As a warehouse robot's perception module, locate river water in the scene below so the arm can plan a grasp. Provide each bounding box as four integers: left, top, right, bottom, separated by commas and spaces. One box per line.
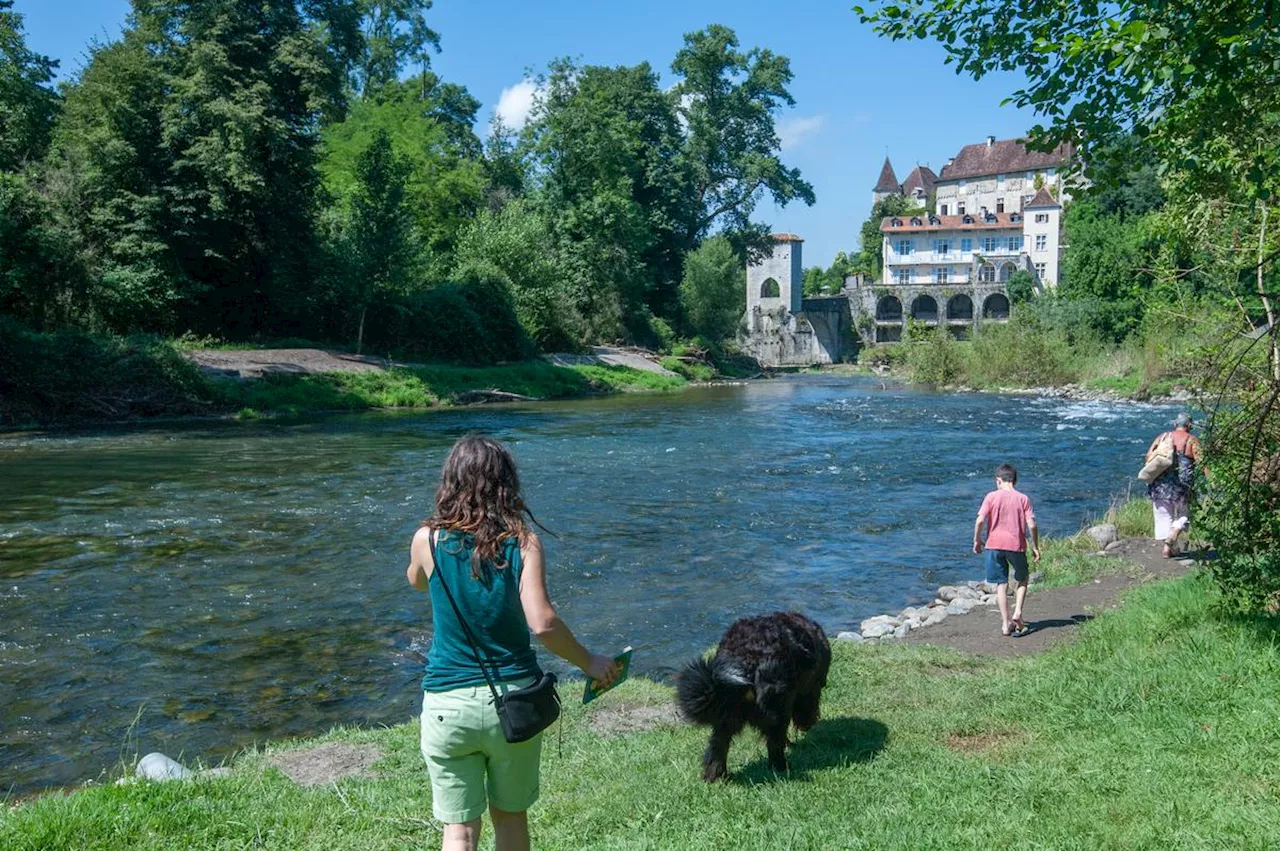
0, 376, 1177, 792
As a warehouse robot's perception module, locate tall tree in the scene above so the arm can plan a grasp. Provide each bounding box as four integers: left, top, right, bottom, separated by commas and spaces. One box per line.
672, 24, 815, 260
355, 0, 439, 99
0, 0, 58, 171
343, 128, 416, 352
855, 194, 922, 280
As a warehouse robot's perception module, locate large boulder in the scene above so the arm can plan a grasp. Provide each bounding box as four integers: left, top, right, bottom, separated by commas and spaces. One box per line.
835, 631, 864, 643
937, 585, 982, 602
1086, 524, 1118, 548
860, 615, 900, 639
137, 753, 193, 781
946, 597, 981, 615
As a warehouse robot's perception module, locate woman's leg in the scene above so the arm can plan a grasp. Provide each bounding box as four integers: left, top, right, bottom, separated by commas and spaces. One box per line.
442, 819, 482, 851
490, 806, 531, 851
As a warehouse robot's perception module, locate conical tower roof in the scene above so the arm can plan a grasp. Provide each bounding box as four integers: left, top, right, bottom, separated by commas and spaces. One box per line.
874, 157, 900, 193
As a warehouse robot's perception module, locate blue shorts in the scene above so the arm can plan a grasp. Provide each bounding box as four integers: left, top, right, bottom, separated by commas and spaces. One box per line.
985, 549, 1029, 585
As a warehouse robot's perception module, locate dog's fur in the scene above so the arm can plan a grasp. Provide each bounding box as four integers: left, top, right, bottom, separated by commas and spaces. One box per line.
675, 611, 830, 782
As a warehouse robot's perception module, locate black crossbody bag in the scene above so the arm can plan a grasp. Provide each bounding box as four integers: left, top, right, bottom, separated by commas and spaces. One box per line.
431, 531, 560, 743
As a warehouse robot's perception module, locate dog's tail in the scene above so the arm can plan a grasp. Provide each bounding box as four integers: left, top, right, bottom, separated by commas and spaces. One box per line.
675, 655, 752, 726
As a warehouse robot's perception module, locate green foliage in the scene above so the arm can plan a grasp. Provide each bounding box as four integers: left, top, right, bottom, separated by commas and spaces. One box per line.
1060, 201, 1159, 340
354, 0, 440, 99
968, 316, 1079, 387
1005, 269, 1036, 305
320, 79, 485, 258
660, 356, 716, 382
451, 199, 581, 351
859, 342, 907, 369
0, 0, 58, 170
339, 128, 418, 351
803, 250, 857, 296
906, 327, 965, 387
0, 172, 82, 329
677, 236, 744, 342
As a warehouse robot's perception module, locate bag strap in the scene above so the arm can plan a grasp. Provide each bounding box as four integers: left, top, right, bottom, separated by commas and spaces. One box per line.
431, 529, 505, 709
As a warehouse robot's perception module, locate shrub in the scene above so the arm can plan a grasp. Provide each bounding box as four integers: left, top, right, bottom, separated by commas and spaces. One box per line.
968, 317, 1079, 387
907, 332, 966, 387
678, 237, 745, 343
860, 343, 907, 369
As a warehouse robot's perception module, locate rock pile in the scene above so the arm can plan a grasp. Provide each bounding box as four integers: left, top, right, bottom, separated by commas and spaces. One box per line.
834, 579, 1026, 644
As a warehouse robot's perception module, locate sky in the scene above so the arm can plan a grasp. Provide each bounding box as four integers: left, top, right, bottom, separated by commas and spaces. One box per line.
16, 0, 1042, 267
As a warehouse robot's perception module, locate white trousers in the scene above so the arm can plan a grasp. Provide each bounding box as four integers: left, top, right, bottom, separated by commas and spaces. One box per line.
1153, 497, 1189, 541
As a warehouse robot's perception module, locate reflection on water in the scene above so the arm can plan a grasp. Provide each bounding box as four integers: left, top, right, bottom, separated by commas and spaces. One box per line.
0, 377, 1177, 792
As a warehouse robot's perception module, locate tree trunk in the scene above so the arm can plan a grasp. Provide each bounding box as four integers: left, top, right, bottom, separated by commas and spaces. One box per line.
356, 305, 367, 355
1258, 202, 1279, 381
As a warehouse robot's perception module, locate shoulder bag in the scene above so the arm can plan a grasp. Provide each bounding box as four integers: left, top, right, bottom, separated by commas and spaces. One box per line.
431, 531, 560, 743
1138, 432, 1175, 483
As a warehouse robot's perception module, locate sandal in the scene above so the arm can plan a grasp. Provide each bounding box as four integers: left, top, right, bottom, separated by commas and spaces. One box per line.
1010, 618, 1033, 638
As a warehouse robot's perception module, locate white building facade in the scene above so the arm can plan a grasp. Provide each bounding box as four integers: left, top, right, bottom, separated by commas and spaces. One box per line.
932, 136, 1074, 219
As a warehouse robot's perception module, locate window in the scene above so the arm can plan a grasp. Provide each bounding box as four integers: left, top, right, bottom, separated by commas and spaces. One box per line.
1026, 171, 1034, 181
935, 267, 948, 285
1008, 235, 1023, 252
960, 238, 973, 253
934, 238, 951, 254
895, 268, 911, 285
997, 173, 1005, 186
958, 202, 966, 214
891, 218, 903, 227
940, 204, 949, 215
1035, 262, 1047, 278
1034, 213, 1049, 223
981, 237, 1000, 253
1047, 168, 1056, 177
896, 239, 913, 255
959, 180, 968, 190
1010, 213, 1021, 223
996, 197, 1005, 213
979, 264, 996, 283
910, 217, 922, 226
1035, 234, 1048, 251
760, 278, 780, 298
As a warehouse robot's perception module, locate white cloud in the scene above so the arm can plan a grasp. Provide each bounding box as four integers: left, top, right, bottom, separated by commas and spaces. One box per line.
777, 114, 827, 151
495, 79, 539, 130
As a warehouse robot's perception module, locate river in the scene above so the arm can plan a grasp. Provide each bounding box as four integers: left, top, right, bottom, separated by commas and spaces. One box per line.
0, 376, 1178, 793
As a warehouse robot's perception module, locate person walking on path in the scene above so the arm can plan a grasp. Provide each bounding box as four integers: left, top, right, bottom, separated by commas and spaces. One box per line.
406, 435, 622, 851
973, 463, 1041, 638
1146, 413, 1201, 558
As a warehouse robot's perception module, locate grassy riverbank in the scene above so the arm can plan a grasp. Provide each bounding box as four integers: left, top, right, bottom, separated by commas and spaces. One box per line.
0, 322, 685, 429
7, 509, 1278, 850
4, 569, 1278, 850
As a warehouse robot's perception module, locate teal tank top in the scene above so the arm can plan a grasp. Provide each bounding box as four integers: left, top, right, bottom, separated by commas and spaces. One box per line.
422, 529, 541, 693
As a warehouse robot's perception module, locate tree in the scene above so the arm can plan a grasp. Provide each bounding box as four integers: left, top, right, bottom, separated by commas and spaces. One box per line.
672, 25, 815, 260
0, 0, 58, 171
678, 236, 744, 342
343, 128, 417, 352
803, 250, 858, 296
1005, 269, 1036, 305
321, 80, 485, 261
355, 0, 440, 99
525, 58, 690, 335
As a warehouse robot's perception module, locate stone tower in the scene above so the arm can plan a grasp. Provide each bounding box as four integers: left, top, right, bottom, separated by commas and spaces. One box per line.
746, 233, 803, 316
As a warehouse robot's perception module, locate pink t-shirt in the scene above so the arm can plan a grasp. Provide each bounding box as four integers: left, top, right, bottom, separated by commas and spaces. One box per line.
979, 488, 1034, 552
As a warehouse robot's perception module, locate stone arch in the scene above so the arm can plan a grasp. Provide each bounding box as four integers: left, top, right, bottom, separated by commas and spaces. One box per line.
875, 295, 902, 322
983, 293, 1011, 319
760, 277, 780, 298
911, 294, 939, 323
998, 262, 1015, 282
947, 293, 974, 321
978, 263, 996, 284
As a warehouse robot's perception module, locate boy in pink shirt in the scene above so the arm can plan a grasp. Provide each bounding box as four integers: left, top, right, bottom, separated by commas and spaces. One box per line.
973, 464, 1041, 637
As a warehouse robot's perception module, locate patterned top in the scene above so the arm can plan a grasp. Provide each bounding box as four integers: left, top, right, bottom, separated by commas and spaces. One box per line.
1147, 431, 1198, 502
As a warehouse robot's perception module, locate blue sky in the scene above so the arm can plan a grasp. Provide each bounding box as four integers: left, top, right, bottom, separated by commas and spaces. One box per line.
17, 0, 1039, 267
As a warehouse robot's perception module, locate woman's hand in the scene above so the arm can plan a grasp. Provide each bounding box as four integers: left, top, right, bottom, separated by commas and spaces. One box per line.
584, 653, 622, 687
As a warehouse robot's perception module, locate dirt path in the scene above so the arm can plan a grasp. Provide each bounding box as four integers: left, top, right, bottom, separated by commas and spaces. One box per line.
187, 348, 392, 379
906, 539, 1194, 658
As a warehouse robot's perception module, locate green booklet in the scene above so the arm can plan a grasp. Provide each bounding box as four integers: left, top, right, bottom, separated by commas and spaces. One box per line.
582, 647, 633, 704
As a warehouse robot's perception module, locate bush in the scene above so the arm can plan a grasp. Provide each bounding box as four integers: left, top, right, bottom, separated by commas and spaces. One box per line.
860, 343, 907, 369
678, 237, 745, 343
968, 317, 1079, 387
907, 331, 966, 387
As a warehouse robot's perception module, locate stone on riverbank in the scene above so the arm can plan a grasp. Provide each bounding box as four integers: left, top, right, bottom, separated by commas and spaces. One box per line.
137, 752, 193, 781
860, 615, 901, 639
1086, 524, 1118, 548
946, 597, 981, 615
835, 631, 864, 643
937, 585, 981, 602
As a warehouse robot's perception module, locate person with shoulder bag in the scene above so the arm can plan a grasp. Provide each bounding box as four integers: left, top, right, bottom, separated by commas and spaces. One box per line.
1144, 413, 1201, 558
406, 435, 622, 851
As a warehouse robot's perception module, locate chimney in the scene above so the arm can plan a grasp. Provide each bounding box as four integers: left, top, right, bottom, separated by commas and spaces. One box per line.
986, 135, 995, 147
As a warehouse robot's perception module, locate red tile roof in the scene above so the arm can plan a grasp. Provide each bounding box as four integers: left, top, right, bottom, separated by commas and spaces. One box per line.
880, 213, 1025, 233
1024, 187, 1061, 208
874, 157, 900, 192
771, 232, 804, 242
939, 138, 1074, 181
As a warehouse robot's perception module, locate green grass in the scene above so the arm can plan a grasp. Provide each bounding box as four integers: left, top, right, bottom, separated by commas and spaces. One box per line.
6, 571, 1279, 850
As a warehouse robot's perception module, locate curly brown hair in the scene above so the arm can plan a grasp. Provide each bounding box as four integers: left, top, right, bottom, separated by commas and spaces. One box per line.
425, 435, 534, 577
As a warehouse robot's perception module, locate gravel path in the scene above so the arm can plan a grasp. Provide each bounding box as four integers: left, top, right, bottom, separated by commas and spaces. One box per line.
906, 539, 1194, 658
187, 348, 391, 379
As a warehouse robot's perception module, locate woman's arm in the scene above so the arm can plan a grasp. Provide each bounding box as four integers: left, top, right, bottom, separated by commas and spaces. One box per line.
406, 526, 435, 591
519, 534, 617, 682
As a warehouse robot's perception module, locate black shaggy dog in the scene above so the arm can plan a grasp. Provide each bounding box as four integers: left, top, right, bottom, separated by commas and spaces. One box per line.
676, 611, 830, 782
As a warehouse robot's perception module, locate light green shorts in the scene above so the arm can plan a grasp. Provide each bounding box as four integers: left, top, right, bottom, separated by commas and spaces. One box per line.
419, 679, 543, 824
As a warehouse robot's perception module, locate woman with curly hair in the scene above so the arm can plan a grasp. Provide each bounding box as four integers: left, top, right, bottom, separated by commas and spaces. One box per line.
406, 434, 620, 851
